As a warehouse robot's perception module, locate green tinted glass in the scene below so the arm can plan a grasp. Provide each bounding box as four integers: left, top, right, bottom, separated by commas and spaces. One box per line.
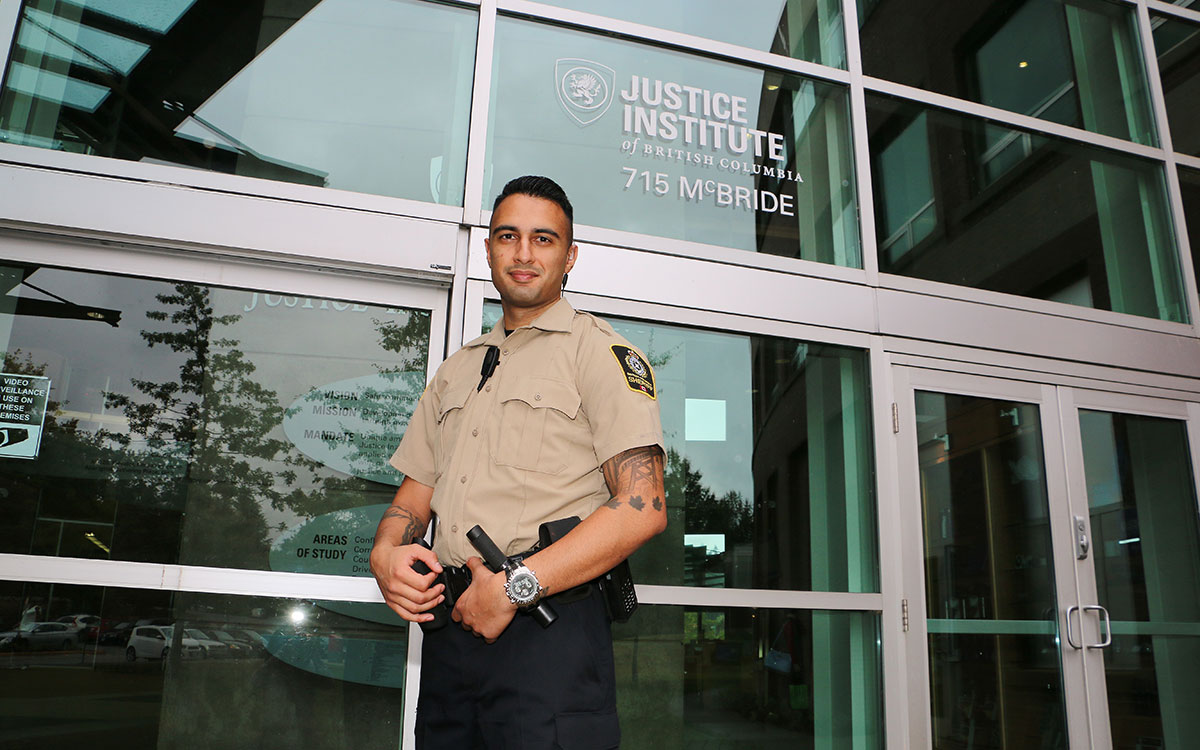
1151, 11, 1200, 157
0, 0, 476, 205
868, 95, 1187, 322
615, 606, 882, 749
861, 0, 1157, 146
484, 303, 879, 593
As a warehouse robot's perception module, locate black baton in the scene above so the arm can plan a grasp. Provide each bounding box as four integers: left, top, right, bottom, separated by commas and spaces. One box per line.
467, 525, 557, 628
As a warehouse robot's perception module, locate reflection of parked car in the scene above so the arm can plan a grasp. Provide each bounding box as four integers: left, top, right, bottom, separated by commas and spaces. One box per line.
99, 621, 134, 646
207, 629, 257, 656
0, 622, 77, 651
184, 629, 231, 658
125, 626, 204, 661
55, 614, 100, 643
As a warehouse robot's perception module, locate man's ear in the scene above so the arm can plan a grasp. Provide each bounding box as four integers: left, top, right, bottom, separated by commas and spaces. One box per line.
484, 237, 493, 268
565, 243, 578, 273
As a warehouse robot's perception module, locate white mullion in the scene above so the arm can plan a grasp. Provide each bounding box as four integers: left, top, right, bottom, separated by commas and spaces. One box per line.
1179, 153, 1200, 170
635, 583, 880, 612
842, 0, 879, 284
1147, 0, 1200, 23
871, 343, 911, 750
863, 75, 1167, 161
0, 144, 466, 225
1135, 0, 1200, 328
0, 0, 21, 90
460, 0, 497, 225
496, 0, 851, 86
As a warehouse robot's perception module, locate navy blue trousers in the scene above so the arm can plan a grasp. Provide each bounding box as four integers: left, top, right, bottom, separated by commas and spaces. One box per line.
415, 585, 620, 749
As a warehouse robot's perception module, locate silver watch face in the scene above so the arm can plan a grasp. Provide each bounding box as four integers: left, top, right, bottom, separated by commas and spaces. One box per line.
506, 568, 540, 605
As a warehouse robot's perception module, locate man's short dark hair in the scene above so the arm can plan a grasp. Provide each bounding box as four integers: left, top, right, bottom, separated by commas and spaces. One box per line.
492, 175, 574, 243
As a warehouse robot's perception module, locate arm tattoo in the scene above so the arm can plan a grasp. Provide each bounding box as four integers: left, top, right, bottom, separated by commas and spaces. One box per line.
380, 505, 427, 544
600, 446, 664, 513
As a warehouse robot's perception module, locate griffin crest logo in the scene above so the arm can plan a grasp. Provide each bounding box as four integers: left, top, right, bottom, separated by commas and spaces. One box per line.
555, 58, 616, 126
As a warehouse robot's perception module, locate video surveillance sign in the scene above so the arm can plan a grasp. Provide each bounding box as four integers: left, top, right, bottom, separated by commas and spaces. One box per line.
0, 373, 50, 459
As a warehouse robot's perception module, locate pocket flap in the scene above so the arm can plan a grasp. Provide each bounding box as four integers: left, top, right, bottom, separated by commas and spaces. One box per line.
498, 377, 580, 419
436, 383, 472, 422
554, 711, 620, 749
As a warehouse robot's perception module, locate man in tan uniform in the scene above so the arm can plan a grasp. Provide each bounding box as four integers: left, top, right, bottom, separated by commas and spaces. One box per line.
370, 175, 666, 748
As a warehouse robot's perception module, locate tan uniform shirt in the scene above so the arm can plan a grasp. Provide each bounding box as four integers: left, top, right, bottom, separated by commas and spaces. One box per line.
390, 298, 664, 565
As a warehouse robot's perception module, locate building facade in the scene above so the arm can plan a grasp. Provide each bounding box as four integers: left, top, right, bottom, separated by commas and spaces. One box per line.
0, 0, 1198, 747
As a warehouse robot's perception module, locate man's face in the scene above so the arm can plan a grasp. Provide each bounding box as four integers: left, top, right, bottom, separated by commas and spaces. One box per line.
485, 193, 578, 317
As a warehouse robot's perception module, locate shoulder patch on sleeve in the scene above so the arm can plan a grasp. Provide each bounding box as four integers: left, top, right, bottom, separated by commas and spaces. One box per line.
610, 345, 656, 399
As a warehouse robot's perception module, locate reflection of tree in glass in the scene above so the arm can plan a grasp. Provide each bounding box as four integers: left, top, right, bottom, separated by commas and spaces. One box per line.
665, 447, 752, 541
286, 311, 432, 486
103, 283, 329, 567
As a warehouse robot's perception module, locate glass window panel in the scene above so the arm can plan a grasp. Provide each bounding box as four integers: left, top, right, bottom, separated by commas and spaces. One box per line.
0, 581, 409, 748
914, 391, 1067, 750
487, 18, 861, 266
0, 0, 476, 205
867, 94, 1187, 322
484, 303, 878, 593
615, 606, 881, 749
534, 0, 846, 68
1078, 410, 1200, 749
860, 0, 1157, 146
1151, 11, 1200, 157
1182, 166, 1200, 285
0, 263, 432, 576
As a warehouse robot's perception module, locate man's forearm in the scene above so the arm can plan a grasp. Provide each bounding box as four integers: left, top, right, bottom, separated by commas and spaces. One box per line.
522, 445, 666, 597
373, 477, 435, 549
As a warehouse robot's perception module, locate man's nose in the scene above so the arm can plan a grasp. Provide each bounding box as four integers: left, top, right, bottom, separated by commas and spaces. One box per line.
513, 238, 534, 262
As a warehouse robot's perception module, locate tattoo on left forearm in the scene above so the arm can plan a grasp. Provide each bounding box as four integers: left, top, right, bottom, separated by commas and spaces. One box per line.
602, 494, 662, 512
380, 505, 426, 544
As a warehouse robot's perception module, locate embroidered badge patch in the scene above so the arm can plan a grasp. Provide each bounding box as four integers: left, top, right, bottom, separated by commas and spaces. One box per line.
610, 345, 655, 399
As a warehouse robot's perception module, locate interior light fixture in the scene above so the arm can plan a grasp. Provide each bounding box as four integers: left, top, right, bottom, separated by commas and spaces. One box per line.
1019, 61, 1029, 68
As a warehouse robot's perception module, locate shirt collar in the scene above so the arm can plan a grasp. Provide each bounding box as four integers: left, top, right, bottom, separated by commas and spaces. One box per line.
465, 297, 575, 348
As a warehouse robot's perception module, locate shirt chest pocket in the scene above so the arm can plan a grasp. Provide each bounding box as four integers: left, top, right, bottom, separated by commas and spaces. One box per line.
493, 377, 581, 474
434, 383, 474, 474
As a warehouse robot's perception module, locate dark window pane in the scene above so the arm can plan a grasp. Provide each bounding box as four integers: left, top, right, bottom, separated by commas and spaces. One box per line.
0, 0, 476, 205
868, 94, 1186, 321
1182, 166, 1200, 286
861, 0, 1156, 145
0, 581, 409, 749
615, 606, 882, 749
915, 392, 1067, 750
536, 0, 847, 68
487, 18, 861, 266
1151, 11, 1200, 157
0, 264, 432, 575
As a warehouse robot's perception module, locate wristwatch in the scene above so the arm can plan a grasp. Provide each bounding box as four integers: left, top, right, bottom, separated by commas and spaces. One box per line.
502, 560, 545, 608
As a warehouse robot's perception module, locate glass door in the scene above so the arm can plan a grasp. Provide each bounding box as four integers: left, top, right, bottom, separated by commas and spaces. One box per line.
1059, 390, 1200, 750
894, 369, 1089, 750
896, 368, 1200, 750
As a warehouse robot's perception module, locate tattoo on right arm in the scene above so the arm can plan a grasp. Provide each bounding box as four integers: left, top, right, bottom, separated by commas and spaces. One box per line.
380, 505, 427, 545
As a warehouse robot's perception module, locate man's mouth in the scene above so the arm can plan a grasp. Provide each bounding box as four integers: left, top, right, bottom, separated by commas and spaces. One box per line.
508, 267, 538, 282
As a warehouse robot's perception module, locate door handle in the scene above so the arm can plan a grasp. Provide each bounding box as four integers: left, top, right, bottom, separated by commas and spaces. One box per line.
1064, 605, 1082, 649
1083, 605, 1111, 648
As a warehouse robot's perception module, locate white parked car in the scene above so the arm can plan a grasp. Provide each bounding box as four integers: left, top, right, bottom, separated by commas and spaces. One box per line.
184, 629, 231, 658
125, 625, 204, 661
0, 622, 76, 651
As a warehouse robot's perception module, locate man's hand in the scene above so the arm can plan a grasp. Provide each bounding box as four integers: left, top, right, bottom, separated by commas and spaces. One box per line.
451, 556, 517, 643
370, 542, 445, 624
369, 477, 440, 624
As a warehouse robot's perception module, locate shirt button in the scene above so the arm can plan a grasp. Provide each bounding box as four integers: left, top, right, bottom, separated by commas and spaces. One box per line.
451, 525, 458, 533
502, 349, 509, 355
535, 393, 542, 401
485, 384, 491, 392
472, 428, 479, 437
460, 475, 467, 484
